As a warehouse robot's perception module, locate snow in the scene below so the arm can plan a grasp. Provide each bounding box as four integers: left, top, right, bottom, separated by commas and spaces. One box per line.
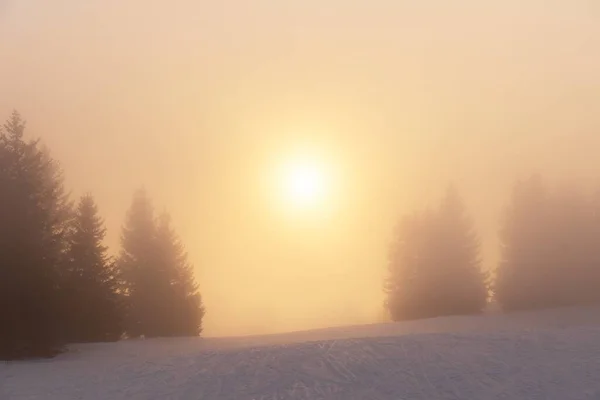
2, 307, 600, 400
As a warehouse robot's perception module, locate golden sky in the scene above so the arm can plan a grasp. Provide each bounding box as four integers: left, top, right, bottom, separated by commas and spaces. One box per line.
1, 0, 600, 336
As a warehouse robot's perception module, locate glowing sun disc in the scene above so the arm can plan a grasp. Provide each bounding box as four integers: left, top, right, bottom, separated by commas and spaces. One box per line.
282, 158, 329, 208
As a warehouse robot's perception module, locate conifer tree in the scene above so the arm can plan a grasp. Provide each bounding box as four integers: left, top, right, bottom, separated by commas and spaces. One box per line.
118, 190, 204, 338
118, 188, 158, 338
433, 186, 487, 315
495, 175, 547, 310
0, 111, 71, 359
496, 177, 600, 311
384, 210, 437, 320
589, 188, 600, 303
155, 212, 205, 336
64, 194, 123, 342
385, 186, 486, 320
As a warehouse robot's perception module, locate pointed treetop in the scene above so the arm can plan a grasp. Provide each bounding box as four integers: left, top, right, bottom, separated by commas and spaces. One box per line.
157, 209, 172, 228
439, 183, 468, 220
2, 110, 26, 140
78, 192, 96, 210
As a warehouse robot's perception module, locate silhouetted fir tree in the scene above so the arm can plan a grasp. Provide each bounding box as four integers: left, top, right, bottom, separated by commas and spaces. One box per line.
385, 186, 486, 321
496, 177, 600, 311
590, 188, 600, 301
118, 188, 158, 338
384, 210, 437, 321
119, 190, 204, 338
495, 175, 549, 311
544, 184, 598, 306
0, 111, 72, 359
433, 186, 487, 315
63, 194, 123, 342
155, 212, 205, 336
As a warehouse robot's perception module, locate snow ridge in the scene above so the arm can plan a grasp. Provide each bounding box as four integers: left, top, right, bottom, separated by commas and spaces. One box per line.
2, 308, 600, 399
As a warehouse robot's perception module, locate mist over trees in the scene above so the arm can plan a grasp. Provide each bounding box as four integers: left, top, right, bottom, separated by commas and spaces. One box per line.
0, 111, 71, 359
494, 176, 600, 311
0, 111, 204, 360
4, 109, 600, 360
119, 190, 204, 338
62, 194, 123, 343
385, 176, 600, 323
384, 187, 487, 321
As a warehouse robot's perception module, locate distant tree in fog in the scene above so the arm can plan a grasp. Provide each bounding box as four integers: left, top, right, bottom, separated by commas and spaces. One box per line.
495, 176, 600, 311
434, 187, 488, 313
118, 188, 159, 338
118, 189, 204, 338
544, 184, 598, 305
590, 189, 600, 296
0, 111, 203, 359
63, 194, 123, 343
384, 210, 435, 320
385, 186, 486, 321
155, 212, 205, 336
0, 111, 72, 359
495, 175, 547, 310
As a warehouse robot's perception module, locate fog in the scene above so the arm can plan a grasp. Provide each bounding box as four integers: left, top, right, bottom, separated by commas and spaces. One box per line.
1, 0, 599, 336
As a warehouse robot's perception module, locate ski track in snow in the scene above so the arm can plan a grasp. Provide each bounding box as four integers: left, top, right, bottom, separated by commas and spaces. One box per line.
2, 308, 600, 400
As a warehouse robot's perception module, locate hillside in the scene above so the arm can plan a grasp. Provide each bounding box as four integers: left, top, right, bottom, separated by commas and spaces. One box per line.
2, 306, 600, 400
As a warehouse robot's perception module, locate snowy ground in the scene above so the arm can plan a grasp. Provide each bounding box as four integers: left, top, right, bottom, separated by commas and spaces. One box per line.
2, 307, 600, 400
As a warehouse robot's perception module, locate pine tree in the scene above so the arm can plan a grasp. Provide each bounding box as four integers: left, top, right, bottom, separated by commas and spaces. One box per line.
155, 212, 205, 336
0, 111, 72, 359
118, 190, 204, 338
64, 194, 123, 342
589, 188, 600, 303
544, 184, 596, 306
495, 175, 549, 311
496, 177, 600, 311
384, 210, 437, 320
385, 186, 486, 320
433, 186, 487, 315
118, 188, 158, 338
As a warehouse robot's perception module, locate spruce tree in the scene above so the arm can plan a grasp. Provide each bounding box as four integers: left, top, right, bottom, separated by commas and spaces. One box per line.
119, 190, 204, 338
496, 177, 600, 311
0, 111, 71, 359
384, 210, 437, 320
544, 185, 595, 306
385, 186, 486, 320
433, 186, 487, 315
155, 212, 204, 336
64, 194, 123, 342
589, 188, 600, 303
495, 175, 551, 311
118, 188, 158, 338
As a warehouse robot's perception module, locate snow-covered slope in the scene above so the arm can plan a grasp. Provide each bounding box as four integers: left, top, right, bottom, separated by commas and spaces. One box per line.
2, 306, 600, 400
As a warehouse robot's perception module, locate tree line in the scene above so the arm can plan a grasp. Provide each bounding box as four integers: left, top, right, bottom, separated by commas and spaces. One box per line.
385, 177, 600, 321
4, 109, 600, 360
0, 111, 204, 360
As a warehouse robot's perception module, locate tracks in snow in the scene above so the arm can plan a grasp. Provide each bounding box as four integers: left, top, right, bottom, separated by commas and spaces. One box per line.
3, 326, 600, 399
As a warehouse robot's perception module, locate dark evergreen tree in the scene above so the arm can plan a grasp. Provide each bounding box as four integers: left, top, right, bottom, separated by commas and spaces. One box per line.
118, 188, 158, 338
155, 212, 204, 336
433, 186, 487, 315
118, 190, 204, 338
0, 111, 71, 359
63, 194, 123, 342
543, 184, 597, 306
590, 188, 600, 301
385, 186, 486, 320
496, 177, 600, 311
495, 175, 547, 311
384, 210, 437, 321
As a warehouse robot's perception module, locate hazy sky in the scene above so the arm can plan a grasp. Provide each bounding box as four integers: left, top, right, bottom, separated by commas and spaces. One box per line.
1, 0, 600, 336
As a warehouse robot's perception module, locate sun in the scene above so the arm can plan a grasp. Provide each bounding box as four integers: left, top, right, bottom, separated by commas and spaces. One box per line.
287, 163, 323, 206
281, 156, 329, 209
